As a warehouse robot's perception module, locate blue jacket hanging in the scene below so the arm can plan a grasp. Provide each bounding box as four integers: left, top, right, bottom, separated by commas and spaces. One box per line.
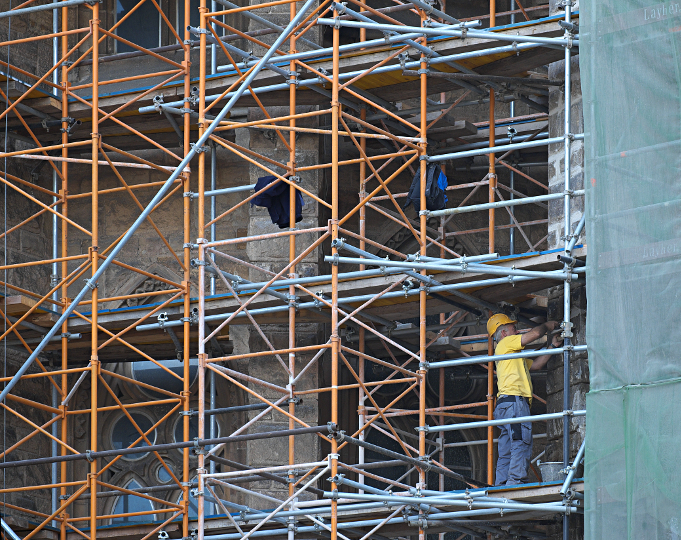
402, 163, 448, 212
250, 175, 304, 229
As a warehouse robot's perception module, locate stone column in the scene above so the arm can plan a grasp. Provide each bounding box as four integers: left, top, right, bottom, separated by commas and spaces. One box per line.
241, 106, 323, 508
545, 0, 588, 518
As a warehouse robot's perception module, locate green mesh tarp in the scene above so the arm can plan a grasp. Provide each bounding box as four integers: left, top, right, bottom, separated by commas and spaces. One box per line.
585, 382, 681, 539
582, 0, 681, 538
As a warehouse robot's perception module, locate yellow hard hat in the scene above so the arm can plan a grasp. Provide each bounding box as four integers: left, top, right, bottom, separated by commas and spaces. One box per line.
487, 313, 517, 336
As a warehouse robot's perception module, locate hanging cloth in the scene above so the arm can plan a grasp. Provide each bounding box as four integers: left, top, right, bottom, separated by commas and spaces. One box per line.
250, 175, 304, 229
402, 163, 448, 212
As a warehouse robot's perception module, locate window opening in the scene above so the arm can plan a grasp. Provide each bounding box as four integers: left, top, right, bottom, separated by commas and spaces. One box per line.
111, 479, 156, 524
130, 358, 198, 399
110, 412, 157, 461
156, 465, 173, 483
116, 0, 162, 53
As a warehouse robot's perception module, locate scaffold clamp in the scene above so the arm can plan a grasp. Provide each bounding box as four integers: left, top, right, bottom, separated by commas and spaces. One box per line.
191, 143, 208, 154
561, 320, 574, 338
415, 425, 430, 433
157, 312, 169, 328
84, 279, 98, 290
192, 437, 205, 455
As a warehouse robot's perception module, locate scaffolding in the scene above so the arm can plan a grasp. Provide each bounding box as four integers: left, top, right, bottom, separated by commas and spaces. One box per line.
0, 1, 587, 540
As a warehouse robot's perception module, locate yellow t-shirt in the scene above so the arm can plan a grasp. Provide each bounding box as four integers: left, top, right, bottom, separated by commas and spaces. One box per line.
495, 334, 533, 399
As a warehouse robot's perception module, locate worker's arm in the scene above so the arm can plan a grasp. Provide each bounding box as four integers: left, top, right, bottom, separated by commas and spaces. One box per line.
520, 320, 559, 347
530, 333, 564, 371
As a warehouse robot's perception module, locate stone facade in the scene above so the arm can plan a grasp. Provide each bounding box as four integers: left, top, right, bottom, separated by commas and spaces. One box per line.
0, 349, 52, 525
545, 0, 588, 482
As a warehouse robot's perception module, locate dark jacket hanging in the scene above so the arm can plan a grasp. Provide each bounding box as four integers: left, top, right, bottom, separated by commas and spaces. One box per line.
402, 163, 448, 212
250, 175, 305, 229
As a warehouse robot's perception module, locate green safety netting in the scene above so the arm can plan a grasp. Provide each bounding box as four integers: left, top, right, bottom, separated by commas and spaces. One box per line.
582, 0, 681, 538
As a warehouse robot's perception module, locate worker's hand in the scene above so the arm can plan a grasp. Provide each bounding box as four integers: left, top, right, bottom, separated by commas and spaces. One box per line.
551, 333, 564, 348
544, 320, 559, 333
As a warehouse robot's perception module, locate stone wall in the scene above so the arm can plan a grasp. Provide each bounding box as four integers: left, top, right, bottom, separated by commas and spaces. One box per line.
0, 135, 54, 300
545, 0, 588, 489
0, 348, 53, 525
239, 104, 323, 508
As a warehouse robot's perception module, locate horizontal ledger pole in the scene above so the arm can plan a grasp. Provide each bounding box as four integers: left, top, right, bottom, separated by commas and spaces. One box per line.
426, 410, 586, 433
207, 455, 327, 497
0, 425, 332, 470
428, 344, 588, 369
141, 40, 540, 113
426, 190, 585, 217
137, 272, 555, 331
330, 429, 489, 488
428, 134, 585, 164
0, 0, 89, 19
316, 19, 578, 48
327, 255, 577, 281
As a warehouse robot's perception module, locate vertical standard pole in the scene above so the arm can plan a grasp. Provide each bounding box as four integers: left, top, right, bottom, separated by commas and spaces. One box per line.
488, 96, 496, 254
487, 336, 494, 485
508, 0, 515, 255
51, 0, 59, 527
89, 3, 100, 535
330, 9, 341, 540
59, 4, 69, 538
288, 1, 297, 524
357, 107, 367, 490
197, 0, 208, 533
182, 0, 193, 533
418, 10, 428, 540
209, 0, 217, 516
487, 0, 496, 487
438, 68, 447, 525
562, 4, 573, 540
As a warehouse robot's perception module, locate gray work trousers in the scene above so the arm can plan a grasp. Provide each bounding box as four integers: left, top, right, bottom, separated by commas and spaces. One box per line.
494, 395, 533, 486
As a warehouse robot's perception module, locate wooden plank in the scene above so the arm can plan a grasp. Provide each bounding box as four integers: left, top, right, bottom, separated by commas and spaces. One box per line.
3, 295, 38, 316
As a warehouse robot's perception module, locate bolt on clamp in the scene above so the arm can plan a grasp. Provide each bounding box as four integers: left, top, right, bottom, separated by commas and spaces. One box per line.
84, 278, 98, 290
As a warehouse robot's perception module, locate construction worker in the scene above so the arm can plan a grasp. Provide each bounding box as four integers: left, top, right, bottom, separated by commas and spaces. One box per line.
487, 314, 563, 485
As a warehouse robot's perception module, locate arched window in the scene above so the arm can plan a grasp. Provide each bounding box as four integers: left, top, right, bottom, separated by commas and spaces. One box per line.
112, 479, 156, 524
131, 358, 198, 399
110, 412, 157, 461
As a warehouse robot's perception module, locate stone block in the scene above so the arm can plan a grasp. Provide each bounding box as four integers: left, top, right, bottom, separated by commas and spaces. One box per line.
247, 433, 290, 465
247, 218, 321, 262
